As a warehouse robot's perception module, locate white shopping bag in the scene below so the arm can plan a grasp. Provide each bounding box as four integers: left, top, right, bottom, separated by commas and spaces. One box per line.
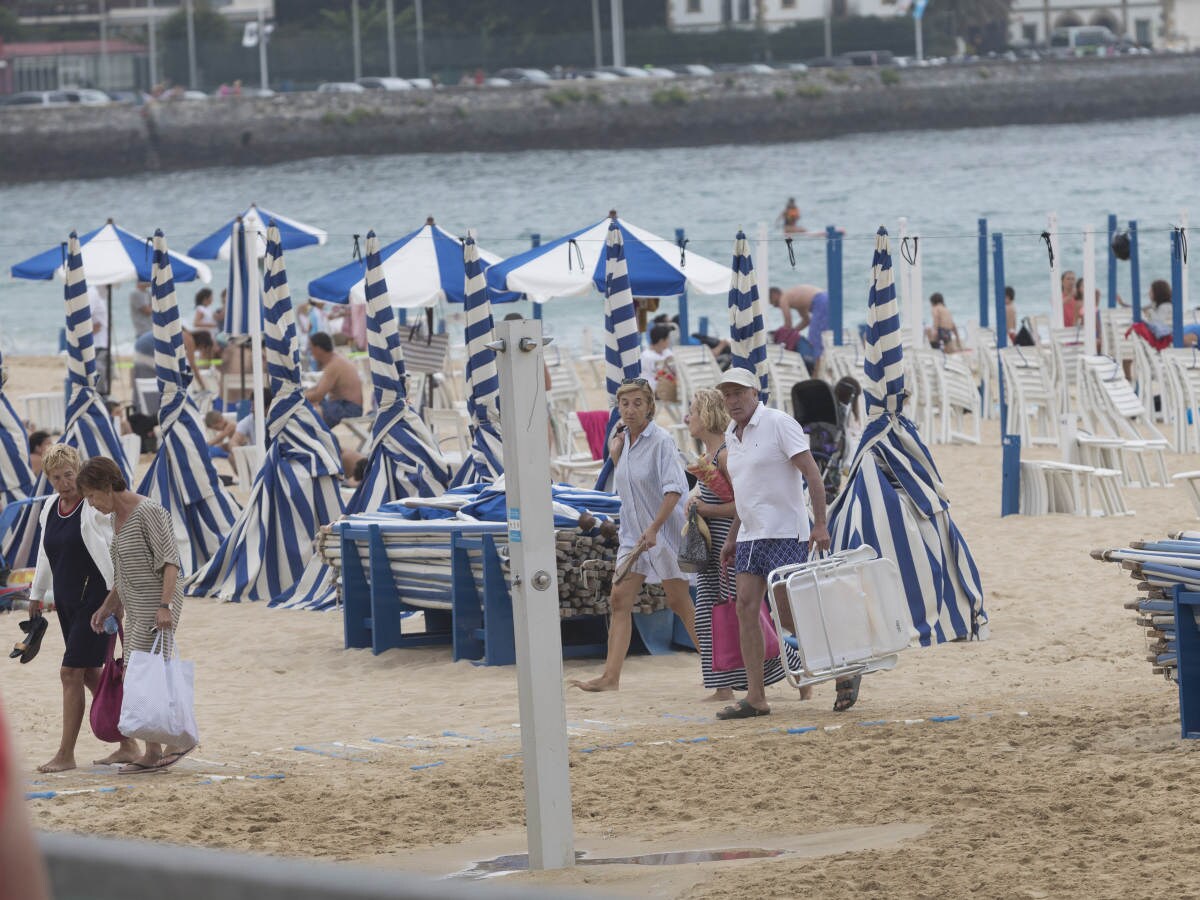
118, 632, 199, 748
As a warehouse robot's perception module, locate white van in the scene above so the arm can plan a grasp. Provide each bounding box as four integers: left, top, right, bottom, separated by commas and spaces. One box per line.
1049, 26, 1120, 55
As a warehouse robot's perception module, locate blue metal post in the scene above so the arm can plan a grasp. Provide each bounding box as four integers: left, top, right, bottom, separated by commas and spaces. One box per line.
1129, 220, 1142, 323
826, 225, 844, 345
675, 227, 691, 344
977, 218, 989, 328
530, 232, 543, 320
1172, 228, 1185, 348
993, 232, 1020, 517
1107, 213, 1118, 309
697, 315, 709, 338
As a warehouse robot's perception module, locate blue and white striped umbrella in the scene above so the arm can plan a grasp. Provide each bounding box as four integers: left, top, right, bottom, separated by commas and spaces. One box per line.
4, 233, 133, 567
187, 204, 327, 261
223, 218, 261, 338
185, 225, 345, 603
0, 349, 37, 564
828, 228, 987, 644
450, 236, 504, 488
273, 229, 450, 610
136, 230, 239, 573
594, 220, 642, 491
11, 220, 212, 286
727, 229, 769, 402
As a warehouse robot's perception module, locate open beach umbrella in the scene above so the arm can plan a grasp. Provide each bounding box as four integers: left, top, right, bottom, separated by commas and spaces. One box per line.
273, 230, 450, 610
594, 220, 643, 491
485, 211, 730, 302
136, 230, 239, 572
5, 233, 133, 567
0, 349, 37, 562
727, 229, 769, 402
186, 203, 327, 261
449, 236, 504, 488
184, 226, 344, 603
308, 218, 519, 308
828, 227, 988, 644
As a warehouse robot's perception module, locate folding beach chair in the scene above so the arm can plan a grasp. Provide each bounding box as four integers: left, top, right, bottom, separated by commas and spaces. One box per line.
765, 545, 914, 691
1077, 355, 1171, 487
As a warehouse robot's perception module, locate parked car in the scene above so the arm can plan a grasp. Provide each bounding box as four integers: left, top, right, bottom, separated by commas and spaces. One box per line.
483, 76, 512, 86
494, 68, 552, 83
805, 55, 853, 68
577, 69, 621, 81
670, 64, 715, 77
241, 87, 277, 97
357, 76, 412, 91
736, 63, 776, 75
841, 50, 895, 66
73, 88, 111, 104
775, 62, 809, 73
643, 66, 677, 78
1049, 25, 1120, 56
598, 65, 651, 79
2, 89, 111, 107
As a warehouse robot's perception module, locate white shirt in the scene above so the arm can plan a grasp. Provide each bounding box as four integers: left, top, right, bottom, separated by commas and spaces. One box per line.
638, 346, 673, 391
725, 402, 811, 543
89, 285, 109, 348
30, 494, 115, 601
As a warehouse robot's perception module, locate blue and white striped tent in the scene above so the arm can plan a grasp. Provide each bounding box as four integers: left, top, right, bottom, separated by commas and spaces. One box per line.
828, 228, 987, 644
727, 229, 769, 402
450, 236, 504, 488
5, 233, 133, 567
594, 219, 643, 491
185, 226, 344, 603
0, 349, 36, 562
272, 230, 450, 610
136, 230, 239, 573
11, 220, 212, 286
308, 219, 519, 308
484, 212, 730, 302
187, 204, 327, 261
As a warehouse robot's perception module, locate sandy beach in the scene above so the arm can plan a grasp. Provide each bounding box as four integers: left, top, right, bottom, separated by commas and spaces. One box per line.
3, 352, 1200, 898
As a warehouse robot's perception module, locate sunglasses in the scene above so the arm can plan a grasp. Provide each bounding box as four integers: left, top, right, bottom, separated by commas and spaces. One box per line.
620, 377, 649, 387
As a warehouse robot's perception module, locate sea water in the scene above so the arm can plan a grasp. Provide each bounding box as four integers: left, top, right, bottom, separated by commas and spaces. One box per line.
2, 112, 1199, 356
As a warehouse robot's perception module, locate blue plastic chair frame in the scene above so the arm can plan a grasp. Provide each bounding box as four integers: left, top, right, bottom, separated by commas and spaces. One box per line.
449, 531, 514, 666
1173, 584, 1200, 739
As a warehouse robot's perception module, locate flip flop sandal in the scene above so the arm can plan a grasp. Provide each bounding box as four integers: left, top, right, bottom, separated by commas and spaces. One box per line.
10, 616, 48, 664
833, 674, 862, 712
153, 745, 197, 771
716, 699, 771, 720
118, 761, 159, 775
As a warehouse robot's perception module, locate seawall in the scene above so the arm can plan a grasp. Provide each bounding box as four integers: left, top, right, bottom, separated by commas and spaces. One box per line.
1, 54, 1198, 183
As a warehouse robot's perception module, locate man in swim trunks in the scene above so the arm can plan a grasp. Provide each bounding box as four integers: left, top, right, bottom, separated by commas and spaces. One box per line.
768, 284, 829, 376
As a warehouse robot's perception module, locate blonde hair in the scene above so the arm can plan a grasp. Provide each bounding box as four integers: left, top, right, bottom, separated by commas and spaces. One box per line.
615, 380, 655, 419
690, 388, 730, 435
41, 443, 80, 477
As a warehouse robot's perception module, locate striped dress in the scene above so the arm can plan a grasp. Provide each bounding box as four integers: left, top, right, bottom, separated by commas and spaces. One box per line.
112, 499, 184, 664
694, 446, 802, 690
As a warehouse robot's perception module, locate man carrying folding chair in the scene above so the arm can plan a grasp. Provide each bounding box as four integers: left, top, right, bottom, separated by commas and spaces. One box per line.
715, 366, 860, 719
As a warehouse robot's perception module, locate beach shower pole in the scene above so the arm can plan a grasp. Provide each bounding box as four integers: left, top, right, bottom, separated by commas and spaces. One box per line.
993, 232, 1019, 517
385, 0, 397, 77
492, 317, 575, 872
530, 233, 543, 321
1129, 219, 1142, 322
1107, 213, 1118, 309
1172, 228, 1185, 348
676, 227, 691, 344
826, 225, 843, 345
978, 218, 989, 328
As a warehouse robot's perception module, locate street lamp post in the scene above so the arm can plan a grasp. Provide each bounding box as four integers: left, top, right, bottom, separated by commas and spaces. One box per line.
591, 0, 603, 68
147, 0, 157, 90
257, 1, 269, 91
611, 0, 625, 68
351, 0, 362, 81
386, 0, 397, 77
415, 0, 426, 77
185, 0, 198, 89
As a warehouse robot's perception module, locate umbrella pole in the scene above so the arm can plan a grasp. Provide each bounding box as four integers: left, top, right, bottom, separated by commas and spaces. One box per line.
250, 263, 267, 453
106, 284, 113, 396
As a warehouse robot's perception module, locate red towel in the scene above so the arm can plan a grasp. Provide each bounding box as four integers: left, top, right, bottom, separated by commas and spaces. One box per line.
577, 410, 611, 460
1126, 322, 1172, 351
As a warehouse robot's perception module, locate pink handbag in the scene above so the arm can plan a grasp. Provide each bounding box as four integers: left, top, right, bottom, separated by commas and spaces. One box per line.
89, 628, 125, 744
711, 572, 781, 673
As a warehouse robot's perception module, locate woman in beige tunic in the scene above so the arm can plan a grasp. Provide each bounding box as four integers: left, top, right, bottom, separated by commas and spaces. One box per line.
82, 457, 192, 774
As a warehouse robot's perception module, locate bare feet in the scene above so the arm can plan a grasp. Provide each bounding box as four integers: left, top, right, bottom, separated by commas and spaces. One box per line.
94, 742, 140, 766
704, 689, 735, 702
36, 755, 76, 774
569, 676, 619, 692
799, 684, 814, 701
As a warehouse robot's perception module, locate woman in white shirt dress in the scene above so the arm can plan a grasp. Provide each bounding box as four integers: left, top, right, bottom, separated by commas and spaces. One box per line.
571, 379, 699, 692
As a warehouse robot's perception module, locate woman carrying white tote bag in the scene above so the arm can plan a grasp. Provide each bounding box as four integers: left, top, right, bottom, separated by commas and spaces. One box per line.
119, 631, 198, 751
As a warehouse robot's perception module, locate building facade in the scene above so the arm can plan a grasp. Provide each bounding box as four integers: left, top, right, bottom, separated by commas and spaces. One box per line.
1007, 1, 1165, 46
666, 0, 904, 33
0, 39, 147, 94
14, 1, 274, 29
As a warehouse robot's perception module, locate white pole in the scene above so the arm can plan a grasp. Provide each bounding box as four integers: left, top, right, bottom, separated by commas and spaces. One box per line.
185, 0, 198, 89
257, 1, 269, 91
351, 0, 362, 81
756, 221, 770, 323
147, 0, 157, 91
897, 216, 911, 344
240, 221, 266, 455
591, 0, 603, 67
415, 0, 426, 77
824, 0, 833, 57
915, 14, 924, 61
386, 0, 397, 77
492, 318, 575, 871
1083, 228, 1097, 354
910, 230, 925, 350
1048, 211, 1063, 330
611, 0, 626, 68
1182, 208, 1191, 315
99, 0, 109, 91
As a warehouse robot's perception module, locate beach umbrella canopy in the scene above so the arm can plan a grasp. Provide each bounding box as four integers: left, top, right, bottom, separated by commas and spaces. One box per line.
274, 229, 451, 610
11, 219, 211, 285
594, 220, 642, 491
185, 226, 344, 603
485, 212, 730, 302
136, 230, 240, 572
307, 218, 519, 308
0, 349, 37, 564
450, 236, 504, 488
727, 229, 769, 402
828, 227, 988, 644
187, 204, 327, 261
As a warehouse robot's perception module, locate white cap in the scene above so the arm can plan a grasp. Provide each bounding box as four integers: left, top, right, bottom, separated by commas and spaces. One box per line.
716, 366, 759, 390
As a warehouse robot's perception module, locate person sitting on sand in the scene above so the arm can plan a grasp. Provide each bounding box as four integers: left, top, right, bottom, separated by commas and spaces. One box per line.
925, 293, 962, 352
27, 431, 52, 478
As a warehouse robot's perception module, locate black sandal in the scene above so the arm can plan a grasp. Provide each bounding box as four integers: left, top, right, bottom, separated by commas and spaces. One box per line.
10, 616, 48, 664
716, 699, 771, 720
833, 674, 861, 712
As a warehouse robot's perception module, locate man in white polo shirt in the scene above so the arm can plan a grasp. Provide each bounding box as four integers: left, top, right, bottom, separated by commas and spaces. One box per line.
715, 365, 854, 719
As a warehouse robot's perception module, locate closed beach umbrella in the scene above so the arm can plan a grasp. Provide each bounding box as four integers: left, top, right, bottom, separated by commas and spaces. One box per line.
185, 226, 344, 603
828, 227, 988, 644
136, 230, 239, 572
187, 203, 327, 261
594, 219, 643, 491
450, 236, 504, 488
222, 218, 268, 451
273, 229, 450, 610
0, 349, 36, 564
308, 218, 518, 308
485, 212, 730, 301
727, 229, 769, 402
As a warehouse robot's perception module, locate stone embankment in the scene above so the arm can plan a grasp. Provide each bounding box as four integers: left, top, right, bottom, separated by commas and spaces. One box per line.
2, 54, 1199, 182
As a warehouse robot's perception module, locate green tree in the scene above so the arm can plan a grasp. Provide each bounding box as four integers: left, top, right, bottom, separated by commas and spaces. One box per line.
0, 6, 24, 41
